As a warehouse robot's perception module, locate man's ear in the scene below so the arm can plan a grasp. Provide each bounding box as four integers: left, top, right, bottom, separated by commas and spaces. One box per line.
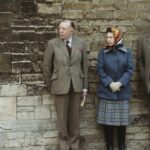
71, 21, 75, 29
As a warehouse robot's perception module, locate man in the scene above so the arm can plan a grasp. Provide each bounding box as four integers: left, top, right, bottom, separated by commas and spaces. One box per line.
42, 20, 88, 150
138, 31, 150, 94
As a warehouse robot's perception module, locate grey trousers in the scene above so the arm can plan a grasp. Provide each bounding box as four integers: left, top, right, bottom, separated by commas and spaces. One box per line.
54, 85, 81, 150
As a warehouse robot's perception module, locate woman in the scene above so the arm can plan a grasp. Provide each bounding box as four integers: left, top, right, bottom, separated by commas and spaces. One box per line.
96, 27, 134, 150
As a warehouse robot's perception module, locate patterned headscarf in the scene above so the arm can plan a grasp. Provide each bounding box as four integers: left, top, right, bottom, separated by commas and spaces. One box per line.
106, 26, 122, 44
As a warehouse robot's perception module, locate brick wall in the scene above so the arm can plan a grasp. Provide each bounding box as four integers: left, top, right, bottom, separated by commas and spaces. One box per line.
0, 0, 149, 149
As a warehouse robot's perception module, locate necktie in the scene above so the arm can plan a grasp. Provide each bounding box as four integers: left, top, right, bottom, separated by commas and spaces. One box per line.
66, 40, 71, 57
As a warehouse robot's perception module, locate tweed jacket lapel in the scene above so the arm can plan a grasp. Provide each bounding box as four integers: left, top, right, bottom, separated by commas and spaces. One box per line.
71, 35, 77, 58
57, 35, 79, 59
57, 38, 70, 58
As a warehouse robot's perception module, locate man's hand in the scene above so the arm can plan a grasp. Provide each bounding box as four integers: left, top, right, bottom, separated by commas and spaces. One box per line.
82, 89, 87, 96
80, 89, 87, 107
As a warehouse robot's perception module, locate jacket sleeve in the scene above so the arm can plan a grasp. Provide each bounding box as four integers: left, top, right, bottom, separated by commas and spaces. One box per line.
118, 49, 134, 86
82, 40, 88, 89
96, 49, 113, 87
42, 41, 54, 91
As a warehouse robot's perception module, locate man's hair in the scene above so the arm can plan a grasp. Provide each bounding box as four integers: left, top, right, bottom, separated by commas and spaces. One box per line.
60, 20, 75, 29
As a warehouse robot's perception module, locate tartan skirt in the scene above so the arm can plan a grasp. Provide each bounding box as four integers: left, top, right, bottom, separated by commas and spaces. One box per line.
97, 99, 130, 126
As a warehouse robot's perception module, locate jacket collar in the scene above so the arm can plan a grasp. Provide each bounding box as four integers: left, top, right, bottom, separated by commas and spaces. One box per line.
57, 35, 77, 58
64, 36, 73, 47
104, 38, 128, 53
104, 46, 128, 53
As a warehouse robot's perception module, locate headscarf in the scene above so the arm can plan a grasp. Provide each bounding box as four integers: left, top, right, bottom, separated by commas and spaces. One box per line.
106, 26, 123, 49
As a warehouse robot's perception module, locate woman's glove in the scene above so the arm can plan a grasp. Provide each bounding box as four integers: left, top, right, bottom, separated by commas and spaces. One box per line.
109, 82, 122, 92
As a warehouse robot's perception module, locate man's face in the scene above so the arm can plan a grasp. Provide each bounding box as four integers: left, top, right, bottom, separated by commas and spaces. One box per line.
59, 22, 74, 40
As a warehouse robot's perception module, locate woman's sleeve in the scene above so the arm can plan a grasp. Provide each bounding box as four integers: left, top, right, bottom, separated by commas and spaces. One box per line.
118, 50, 134, 86
96, 49, 113, 87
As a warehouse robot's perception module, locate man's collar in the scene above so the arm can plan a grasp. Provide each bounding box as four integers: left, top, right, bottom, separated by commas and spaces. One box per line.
64, 36, 72, 44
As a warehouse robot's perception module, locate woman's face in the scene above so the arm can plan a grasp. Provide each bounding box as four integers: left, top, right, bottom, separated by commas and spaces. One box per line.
106, 32, 115, 46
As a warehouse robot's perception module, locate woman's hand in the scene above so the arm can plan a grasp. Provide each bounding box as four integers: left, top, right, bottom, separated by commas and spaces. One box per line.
109, 82, 122, 92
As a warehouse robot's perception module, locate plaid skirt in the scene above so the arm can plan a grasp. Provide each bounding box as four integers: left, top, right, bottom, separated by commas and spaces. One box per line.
97, 99, 130, 126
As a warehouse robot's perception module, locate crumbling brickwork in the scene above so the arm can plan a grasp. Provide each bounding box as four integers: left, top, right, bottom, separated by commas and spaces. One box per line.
0, 0, 149, 149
